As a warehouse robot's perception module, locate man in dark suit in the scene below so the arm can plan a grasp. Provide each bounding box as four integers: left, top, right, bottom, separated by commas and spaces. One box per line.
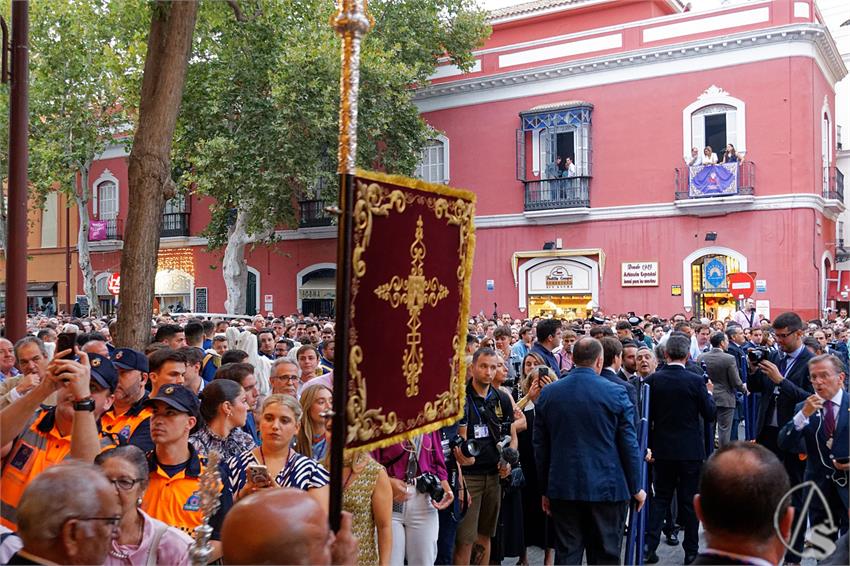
644, 334, 716, 565
698, 332, 747, 447
691, 442, 794, 566
746, 312, 813, 559
778, 353, 849, 538
533, 337, 645, 565
600, 337, 638, 428
725, 326, 749, 441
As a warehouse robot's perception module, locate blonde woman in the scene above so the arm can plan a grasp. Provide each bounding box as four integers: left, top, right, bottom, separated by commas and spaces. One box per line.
295, 384, 333, 468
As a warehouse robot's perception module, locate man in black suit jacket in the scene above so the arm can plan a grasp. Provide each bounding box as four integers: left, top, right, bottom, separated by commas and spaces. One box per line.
691, 443, 794, 566
600, 338, 638, 428
644, 334, 716, 565
746, 311, 813, 560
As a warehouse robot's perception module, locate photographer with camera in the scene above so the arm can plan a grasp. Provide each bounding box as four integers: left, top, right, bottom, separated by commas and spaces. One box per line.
373, 431, 454, 566
746, 311, 813, 561
453, 347, 517, 566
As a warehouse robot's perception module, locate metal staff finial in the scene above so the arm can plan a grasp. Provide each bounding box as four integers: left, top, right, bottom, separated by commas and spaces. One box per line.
332, 0, 372, 174
189, 451, 222, 566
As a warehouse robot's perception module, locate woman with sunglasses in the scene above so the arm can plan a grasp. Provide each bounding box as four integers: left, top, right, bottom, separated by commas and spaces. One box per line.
96, 445, 193, 566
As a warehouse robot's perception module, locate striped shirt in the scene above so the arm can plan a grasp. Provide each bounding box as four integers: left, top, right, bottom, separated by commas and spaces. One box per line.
225, 449, 329, 495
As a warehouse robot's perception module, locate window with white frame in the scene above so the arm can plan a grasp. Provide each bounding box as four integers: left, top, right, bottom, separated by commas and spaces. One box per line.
97, 181, 118, 219
682, 86, 746, 162
414, 136, 449, 183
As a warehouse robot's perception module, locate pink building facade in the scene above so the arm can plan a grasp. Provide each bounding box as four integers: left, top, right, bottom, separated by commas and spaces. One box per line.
84, 0, 847, 322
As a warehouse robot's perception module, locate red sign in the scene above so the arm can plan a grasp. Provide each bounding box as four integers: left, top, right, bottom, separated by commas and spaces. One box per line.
727, 272, 755, 299
107, 273, 121, 296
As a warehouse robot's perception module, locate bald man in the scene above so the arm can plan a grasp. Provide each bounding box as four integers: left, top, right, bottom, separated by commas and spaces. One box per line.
221, 488, 357, 565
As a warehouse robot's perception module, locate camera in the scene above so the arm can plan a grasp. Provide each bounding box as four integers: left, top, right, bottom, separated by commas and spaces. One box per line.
747, 346, 771, 364
633, 327, 645, 341
496, 422, 519, 468
448, 434, 481, 459
416, 472, 445, 502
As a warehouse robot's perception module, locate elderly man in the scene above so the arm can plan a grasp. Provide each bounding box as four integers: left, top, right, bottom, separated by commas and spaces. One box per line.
221, 488, 357, 565
0, 338, 19, 381
270, 358, 301, 398
6, 461, 121, 565
0, 338, 49, 410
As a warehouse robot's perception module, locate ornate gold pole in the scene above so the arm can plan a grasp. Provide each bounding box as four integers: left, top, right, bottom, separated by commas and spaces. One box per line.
329, 0, 371, 532
188, 451, 222, 566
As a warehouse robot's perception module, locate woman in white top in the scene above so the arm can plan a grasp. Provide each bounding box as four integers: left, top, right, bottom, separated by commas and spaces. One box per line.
702, 146, 718, 165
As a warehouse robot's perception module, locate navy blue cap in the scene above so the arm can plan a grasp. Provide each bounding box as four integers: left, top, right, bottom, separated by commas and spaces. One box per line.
88, 354, 118, 393
144, 384, 200, 417
111, 348, 149, 373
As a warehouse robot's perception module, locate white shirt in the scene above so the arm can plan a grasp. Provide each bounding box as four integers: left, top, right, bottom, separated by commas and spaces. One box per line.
793, 389, 843, 431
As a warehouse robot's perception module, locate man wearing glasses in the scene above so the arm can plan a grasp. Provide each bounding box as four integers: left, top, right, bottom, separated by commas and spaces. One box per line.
270, 358, 301, 398
8, 461, 121, 565
746, 311, 814, 561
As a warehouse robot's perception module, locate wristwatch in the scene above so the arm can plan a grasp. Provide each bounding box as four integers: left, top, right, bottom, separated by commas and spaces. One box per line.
73, 397, 95, 412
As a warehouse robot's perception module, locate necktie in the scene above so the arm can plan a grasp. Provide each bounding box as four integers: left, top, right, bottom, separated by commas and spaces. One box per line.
778, 353, 788, 375
824, 400, 836, 438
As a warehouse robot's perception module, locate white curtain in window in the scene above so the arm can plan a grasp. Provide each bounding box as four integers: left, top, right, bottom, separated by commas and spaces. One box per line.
414, 140, 446, 183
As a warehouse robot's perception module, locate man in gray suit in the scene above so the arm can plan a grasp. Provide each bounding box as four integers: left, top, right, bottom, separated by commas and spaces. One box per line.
698, 332, 748, 447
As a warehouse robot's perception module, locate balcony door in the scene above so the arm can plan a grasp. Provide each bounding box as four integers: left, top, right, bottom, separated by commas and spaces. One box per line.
691, 104, 737, 156
97, 181, 118, 220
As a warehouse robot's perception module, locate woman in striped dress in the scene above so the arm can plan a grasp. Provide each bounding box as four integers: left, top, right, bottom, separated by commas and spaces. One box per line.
224, 394, 329, 512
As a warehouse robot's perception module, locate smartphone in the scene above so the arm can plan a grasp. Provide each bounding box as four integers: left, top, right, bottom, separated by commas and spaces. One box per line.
537, 367, 548, 379
56, 332, 77, 360
247, 464, 272, 485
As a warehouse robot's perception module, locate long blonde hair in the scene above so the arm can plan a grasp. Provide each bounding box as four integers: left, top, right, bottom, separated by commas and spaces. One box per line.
295, 385, 332, 468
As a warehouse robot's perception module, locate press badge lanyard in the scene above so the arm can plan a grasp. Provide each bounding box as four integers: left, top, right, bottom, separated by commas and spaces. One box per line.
468, 388, 495, 440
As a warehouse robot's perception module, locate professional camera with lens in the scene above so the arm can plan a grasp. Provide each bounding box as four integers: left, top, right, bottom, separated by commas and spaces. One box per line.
448, 434, 481, 459
633, 326, 645, 341
416, 472, 445, 502
747, 346, 771, 364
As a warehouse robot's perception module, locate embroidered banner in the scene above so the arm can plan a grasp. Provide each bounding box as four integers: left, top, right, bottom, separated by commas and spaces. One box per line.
689, 163, 739, 197
345, 170, 476, 451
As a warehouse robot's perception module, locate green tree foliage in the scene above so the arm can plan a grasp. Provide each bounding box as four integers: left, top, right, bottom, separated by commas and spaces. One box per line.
178, 0, 489, 313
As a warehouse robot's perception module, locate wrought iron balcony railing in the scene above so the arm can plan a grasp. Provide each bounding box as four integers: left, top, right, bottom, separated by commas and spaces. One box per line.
674, 161, 755, 200
523, 177, 591, 211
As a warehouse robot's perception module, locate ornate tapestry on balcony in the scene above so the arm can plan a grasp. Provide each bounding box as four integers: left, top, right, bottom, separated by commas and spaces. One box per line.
689, 163, 738, 197
89, 220, 107, 241
344, 169, 476, 451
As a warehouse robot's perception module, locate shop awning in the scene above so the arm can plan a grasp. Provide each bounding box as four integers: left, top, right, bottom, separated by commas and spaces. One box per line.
0, 282, 57, 297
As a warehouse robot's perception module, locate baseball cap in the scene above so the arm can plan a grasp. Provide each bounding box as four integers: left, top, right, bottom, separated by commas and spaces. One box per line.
144, 384, 200, 417
88, 354, 118, 393
111, 348, 149, 373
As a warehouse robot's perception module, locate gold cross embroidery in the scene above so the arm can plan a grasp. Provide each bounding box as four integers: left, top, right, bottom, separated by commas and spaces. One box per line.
374, 215, 449, 397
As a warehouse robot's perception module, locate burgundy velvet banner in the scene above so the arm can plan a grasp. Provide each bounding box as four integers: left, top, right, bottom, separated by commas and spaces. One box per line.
345, 170, 476, 451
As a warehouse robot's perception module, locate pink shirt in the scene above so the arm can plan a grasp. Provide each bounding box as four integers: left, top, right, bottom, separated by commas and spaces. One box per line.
104, 510, 192, 566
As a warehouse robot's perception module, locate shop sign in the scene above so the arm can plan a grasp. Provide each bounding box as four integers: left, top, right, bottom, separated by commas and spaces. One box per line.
671, 285, 682, 296
621, 262, 659, 287
704, 258, 727, 289
545, 266, 574, 289
756, 279, 767, 293
486, 279, 494, 291
300, 288, 336, 300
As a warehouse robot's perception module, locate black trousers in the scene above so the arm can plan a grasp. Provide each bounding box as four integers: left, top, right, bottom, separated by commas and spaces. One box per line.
646, 459, 701, 556
549, 499, 627, 565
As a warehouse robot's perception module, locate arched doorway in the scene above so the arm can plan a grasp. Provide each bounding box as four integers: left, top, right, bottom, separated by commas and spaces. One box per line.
682, 247, 748, 319
297, 263, 336, 317
517, 256, 599, 318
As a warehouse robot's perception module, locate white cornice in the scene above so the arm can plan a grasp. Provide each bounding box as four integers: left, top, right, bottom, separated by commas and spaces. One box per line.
472, 192, 846, 229
415, 24, 848, 110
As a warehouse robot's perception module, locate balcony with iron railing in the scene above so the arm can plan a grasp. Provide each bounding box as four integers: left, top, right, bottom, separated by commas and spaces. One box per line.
823, 166, 845, 202
523, 176, 591, 212
161, 212, 191, 238
299, 199, 335, 228
88, 218, 123, 241
674, 161, 755, 200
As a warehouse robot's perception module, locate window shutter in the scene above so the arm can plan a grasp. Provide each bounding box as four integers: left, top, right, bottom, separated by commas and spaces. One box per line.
726, 109, 737, 148
516, 129, 526, 181
691, 114, 705, 149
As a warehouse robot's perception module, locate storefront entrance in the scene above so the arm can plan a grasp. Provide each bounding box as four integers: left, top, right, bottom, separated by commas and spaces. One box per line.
690, 254, 741, 320
527, 294, 592, 318
520, 256, 600, 319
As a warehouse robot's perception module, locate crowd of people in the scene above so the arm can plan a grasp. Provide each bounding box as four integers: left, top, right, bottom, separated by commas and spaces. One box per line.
0, 300, 848, 565
685, 144, 741, 167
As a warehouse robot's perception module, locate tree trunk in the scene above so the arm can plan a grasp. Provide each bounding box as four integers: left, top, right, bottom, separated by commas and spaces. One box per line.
222, 216, 248, 315
116, 1, 198, 349
73, 182, 100, 318
222, 208, 272, 315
